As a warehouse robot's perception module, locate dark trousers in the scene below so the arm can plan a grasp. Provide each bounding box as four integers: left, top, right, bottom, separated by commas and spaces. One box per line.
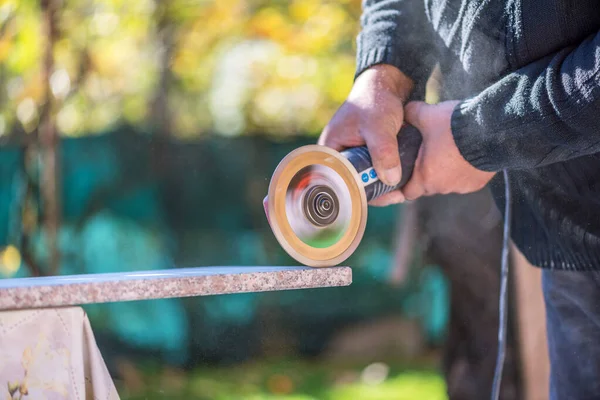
543, 269, 600, 400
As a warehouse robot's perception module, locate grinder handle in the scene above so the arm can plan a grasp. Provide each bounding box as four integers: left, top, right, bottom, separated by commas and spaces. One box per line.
340, 123, 422, 202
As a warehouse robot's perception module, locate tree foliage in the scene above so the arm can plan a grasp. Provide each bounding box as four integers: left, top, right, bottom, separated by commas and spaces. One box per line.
0, 0, 362, 139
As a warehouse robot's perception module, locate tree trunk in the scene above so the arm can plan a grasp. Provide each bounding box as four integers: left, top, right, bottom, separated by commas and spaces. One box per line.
149, 1, 175, 137
39, 0, 61, 275
148, 1, 176, 188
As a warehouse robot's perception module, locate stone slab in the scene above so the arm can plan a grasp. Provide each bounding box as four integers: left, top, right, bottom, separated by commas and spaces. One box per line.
0, 266, 352, 311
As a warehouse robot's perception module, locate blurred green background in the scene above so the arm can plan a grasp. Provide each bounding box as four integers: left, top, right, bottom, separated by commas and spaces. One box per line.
0, 0, 449, 398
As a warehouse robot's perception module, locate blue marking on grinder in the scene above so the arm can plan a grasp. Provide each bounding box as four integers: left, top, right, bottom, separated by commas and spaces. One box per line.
340, 124, 422, 202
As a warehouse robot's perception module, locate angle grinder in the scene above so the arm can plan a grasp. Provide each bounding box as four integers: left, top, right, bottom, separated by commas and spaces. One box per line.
263, 124, 422, 267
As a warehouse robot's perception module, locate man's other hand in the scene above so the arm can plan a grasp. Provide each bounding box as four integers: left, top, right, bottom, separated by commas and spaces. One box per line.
396, 100, 496, 202
318, 64, 414, 204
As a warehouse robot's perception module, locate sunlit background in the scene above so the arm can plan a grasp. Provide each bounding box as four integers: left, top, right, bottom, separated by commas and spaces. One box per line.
1, 0, 360, 138
0, 0, 449, 398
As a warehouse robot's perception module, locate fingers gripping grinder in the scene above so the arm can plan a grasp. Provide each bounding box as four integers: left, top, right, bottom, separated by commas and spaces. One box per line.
263, 124, 422, 267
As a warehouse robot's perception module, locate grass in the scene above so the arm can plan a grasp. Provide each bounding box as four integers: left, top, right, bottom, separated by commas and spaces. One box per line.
118, 358, 448, 400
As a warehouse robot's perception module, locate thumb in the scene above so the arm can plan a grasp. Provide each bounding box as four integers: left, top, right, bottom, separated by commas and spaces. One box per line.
363, 128, 402, 186
404, 101, 427, 130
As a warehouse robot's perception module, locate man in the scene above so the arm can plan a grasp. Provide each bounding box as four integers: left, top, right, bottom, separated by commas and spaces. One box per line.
318, 1, 600, 399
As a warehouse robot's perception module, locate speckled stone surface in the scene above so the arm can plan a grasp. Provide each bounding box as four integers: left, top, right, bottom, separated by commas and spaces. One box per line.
0, 266, 352, 311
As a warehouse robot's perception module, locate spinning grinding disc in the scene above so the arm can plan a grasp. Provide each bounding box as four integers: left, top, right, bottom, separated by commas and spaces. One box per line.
264, 124, 422, 267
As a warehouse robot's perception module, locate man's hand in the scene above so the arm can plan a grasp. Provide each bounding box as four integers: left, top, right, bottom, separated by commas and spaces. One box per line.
396, 100, 496, 202
318, 64, 414, 204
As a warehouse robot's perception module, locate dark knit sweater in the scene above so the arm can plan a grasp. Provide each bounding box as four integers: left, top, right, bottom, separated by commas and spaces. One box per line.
355, 0, 600, 270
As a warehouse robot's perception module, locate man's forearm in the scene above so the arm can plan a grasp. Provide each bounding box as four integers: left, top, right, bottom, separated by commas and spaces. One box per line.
355, 0, 437, 89
451, 30, 600, 171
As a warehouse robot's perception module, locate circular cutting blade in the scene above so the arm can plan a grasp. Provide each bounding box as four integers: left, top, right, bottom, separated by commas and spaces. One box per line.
266, 145, 367, 267
284, 164, 352, 248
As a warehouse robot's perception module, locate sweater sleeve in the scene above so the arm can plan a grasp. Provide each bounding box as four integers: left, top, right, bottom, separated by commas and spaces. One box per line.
451, 30, 600, 171
355, 0, 437, 85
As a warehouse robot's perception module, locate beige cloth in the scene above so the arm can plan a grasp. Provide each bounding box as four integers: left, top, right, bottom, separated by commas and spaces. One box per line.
0, 307, 119, 400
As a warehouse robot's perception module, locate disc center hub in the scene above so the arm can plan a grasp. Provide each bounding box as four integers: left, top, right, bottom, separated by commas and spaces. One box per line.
303, 185, 339, 227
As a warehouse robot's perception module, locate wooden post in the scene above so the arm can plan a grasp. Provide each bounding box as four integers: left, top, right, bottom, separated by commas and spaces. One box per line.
512, 244, 550, 400
389, 202, 418, 286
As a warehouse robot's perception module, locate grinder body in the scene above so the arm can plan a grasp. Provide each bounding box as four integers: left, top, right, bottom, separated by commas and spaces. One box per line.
264, 124, 422, 267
